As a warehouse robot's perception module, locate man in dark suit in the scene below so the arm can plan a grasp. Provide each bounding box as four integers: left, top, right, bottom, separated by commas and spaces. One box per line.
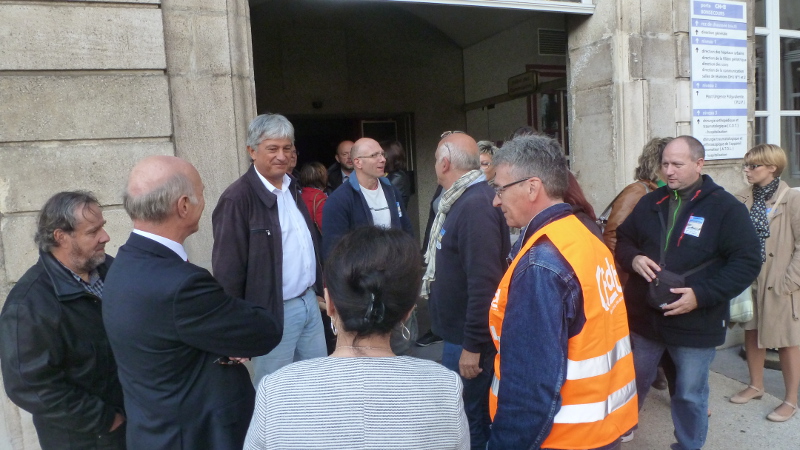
103, 155, 282, 450
326, 139, 354, 193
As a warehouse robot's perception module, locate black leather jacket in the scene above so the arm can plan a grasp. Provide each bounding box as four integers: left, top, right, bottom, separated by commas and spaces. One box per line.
0, 252, 125, 448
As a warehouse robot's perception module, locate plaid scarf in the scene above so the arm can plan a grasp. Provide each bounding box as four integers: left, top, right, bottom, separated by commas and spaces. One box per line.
751, 177, 780, 262
420, 170, 483, 298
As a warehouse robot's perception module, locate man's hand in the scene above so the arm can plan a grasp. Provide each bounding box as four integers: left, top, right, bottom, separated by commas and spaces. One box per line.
459, 349, 482, 379
662, 287, 698, 316
109, 412, 126, 432
317, 295, 326, 310
229, 357, 250, 363
632, 255, 661, 282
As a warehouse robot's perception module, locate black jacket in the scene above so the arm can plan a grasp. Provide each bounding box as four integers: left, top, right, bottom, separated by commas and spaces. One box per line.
0, 252, 125, 449
615, 175, 762, 347
326, 162, 347, 194
103, 233, 281, 449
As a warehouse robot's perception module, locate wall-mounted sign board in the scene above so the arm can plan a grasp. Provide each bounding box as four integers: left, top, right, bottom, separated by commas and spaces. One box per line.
690, 0, 748, 160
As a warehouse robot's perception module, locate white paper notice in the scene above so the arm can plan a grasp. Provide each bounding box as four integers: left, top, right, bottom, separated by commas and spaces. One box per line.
690, 0, 748, 160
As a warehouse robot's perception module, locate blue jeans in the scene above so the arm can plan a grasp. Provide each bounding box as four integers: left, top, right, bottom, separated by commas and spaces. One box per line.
631, 333, 716, 450
252, 288, 327, 385
442, 342, 494, 450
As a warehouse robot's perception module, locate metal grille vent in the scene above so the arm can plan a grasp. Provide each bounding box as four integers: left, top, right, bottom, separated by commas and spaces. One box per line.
538, 29, 567, 56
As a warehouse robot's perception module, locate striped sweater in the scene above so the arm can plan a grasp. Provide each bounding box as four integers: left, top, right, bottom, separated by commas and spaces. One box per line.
244, 356, 469, 449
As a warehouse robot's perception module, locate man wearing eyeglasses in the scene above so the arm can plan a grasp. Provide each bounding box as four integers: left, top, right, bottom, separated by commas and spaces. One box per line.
488, 134, 638, 450
614, 136, 761, 450
422, 131, 509, 449
321, 137, 412, 260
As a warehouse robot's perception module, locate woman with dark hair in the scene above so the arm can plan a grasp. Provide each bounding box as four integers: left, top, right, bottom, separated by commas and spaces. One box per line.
731, 144, 800, 423
564, 172, 603, 240
299, 162, 328, 232
382, 140, 412, 209
244, 227, 469, 449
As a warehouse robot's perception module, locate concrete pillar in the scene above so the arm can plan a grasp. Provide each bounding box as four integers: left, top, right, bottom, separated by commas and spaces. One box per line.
161, 0, 257, 267
567, 0, 753, 210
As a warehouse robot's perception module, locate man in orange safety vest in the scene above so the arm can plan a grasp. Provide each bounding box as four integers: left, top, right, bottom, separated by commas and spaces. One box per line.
487, 134, 638, 450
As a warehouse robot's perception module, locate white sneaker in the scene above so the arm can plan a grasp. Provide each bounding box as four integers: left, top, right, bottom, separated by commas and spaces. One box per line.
621, 431, 634, 443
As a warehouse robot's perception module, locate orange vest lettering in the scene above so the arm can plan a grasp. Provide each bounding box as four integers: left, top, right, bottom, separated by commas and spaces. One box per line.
489, 214, 638, 449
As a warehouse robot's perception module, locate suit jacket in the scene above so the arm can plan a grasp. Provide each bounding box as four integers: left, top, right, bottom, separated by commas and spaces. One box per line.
103, 233, 282, 450
212, 165, 324, 325
326, 162, 346, 194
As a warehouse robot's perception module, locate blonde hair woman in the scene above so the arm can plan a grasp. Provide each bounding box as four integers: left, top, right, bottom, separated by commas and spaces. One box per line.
731, 144, 800, 422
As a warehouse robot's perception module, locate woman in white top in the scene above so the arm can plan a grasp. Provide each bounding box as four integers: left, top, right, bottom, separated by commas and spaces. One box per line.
244, 227, 470, 449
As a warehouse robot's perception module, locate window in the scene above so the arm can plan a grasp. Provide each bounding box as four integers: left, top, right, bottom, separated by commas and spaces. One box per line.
755, 0, 800, 177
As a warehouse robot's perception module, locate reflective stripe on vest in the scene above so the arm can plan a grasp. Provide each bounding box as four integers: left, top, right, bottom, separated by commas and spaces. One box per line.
565, 336, 631, 381
553, 379, 636, 424
489, 214, 638, 449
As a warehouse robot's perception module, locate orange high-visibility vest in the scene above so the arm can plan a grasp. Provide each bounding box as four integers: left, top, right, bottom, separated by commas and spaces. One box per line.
489, 214, 638, 449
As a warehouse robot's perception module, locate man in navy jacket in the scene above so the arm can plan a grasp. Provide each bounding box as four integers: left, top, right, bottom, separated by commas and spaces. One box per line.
425, 131, 509, 449
322, 137, 413, 260
104, 156, 281, 450
615, 136, 761, 450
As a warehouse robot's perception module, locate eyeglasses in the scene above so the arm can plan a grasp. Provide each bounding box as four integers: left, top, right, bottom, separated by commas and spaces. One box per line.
491, 177, 532, 198
480, 161, 492, 167
355, 151, 385, 159
742, 164, 763, 171
440, 131, 465, 138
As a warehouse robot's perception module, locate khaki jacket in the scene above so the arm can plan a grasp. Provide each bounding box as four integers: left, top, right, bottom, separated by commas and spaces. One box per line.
736, 181, 800, 348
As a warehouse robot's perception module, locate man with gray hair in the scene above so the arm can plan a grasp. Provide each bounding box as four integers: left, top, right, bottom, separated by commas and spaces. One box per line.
487, 135, 637, 449
213, 113, 327, 385
0, 191, 125, 449
104, 155, 280, 449
422, 131, 509, 449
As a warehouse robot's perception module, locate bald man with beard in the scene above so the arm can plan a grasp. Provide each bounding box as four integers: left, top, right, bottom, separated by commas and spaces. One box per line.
103, 155, 281, 450
326, 140, 355, 193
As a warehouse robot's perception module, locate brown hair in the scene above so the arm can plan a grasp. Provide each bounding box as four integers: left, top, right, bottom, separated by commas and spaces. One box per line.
381, 141, 406, 173
563, 172, 597, 222
299, 162, 328, 190
635, 137, 673, 181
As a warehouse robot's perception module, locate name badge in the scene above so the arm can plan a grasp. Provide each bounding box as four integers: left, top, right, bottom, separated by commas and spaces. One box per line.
396, 202, 402, 217
436, 228, 445, 249
684, 215, 704, 238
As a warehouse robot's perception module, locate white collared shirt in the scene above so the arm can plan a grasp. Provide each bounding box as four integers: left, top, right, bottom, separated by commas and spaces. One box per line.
255, 172, 316, 300
132, 229, 188, 261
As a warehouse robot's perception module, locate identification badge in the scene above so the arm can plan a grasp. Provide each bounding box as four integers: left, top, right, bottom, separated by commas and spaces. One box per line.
684, 215, 704, 237
396, 202, 402, 217
436, 228, 445, 249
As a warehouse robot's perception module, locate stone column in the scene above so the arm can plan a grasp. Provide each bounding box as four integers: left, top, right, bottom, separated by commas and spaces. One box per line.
161, 0, 258, 267
567, 0, 753, 210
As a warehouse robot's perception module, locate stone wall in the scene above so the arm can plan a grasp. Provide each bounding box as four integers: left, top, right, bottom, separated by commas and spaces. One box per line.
0, 0, 255, 447
567, 0, 753, 212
